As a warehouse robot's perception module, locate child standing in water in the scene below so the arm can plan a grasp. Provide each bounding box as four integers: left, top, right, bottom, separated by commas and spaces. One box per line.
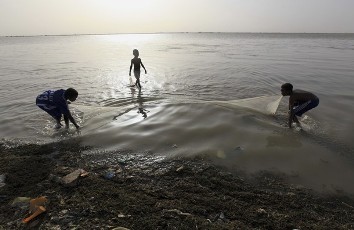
281, 83, 319, 128
129, 49, 147, 89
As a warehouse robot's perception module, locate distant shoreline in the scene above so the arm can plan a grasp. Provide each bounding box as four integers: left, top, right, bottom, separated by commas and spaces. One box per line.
2, 32, 354, 38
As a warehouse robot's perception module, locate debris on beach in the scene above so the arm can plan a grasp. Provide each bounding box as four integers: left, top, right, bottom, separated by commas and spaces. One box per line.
23, 206, 46, 224
118, 213, 131, 218
104, 170, 116, 180
61, 169, 88, 187
163, 209, 192, 216
217, 212, 228, 222
176, 166, 184, 172
22, 196, 48, 224
1, 142, 354, 229
256, 208, 267, 215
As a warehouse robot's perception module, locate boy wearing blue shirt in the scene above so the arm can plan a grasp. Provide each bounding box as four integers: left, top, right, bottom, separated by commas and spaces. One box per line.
36, 88, 80, 130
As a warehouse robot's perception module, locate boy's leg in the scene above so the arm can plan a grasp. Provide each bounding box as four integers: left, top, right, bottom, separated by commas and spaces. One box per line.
50, 110, 62, 129
293, 98, 320, 117
134, 71, 141, 88
64, 114, 69, 128
37, 105, 62, 127
135, 79, 141, 88
293, 115, 301, 127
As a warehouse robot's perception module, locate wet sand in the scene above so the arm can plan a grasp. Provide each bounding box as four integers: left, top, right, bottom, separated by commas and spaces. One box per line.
0, 140, 354, 229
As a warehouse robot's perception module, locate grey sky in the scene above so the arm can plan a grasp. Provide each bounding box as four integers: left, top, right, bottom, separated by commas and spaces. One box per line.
0, 0, 353, 36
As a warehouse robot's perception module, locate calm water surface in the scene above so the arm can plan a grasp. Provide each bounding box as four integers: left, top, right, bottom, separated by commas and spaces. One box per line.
1, 33, 354, 192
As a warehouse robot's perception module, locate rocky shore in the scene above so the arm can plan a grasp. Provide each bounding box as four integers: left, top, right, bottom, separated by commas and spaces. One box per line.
1, 139, 354, 229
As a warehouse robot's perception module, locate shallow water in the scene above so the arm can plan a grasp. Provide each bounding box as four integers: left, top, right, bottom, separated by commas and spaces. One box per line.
1, 33, 354, 192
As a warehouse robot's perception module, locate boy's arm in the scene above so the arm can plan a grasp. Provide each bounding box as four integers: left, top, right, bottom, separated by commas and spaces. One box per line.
65, 111, 80, 129
288, 111, 294, 128
288, 96, 293, 110
59, 102, 79, 129
54, 94, 80, 130
64, 115, 69, 128
129, 60, 133, 76
141, 61, 147, 74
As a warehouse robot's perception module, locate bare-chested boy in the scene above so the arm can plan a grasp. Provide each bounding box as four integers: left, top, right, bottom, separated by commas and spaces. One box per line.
129, 49, 147, 89
281, 83, 319, 128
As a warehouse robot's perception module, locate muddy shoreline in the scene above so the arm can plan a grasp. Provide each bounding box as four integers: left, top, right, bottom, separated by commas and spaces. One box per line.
1, 139, 354, 229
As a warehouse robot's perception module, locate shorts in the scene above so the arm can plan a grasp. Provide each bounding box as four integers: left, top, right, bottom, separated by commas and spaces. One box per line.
293, 98, 319, 117
134, 70, 141, 79
36, 99, 62, 121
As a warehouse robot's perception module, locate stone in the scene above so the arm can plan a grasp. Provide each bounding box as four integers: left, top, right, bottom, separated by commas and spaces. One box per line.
61, 169, 86, 187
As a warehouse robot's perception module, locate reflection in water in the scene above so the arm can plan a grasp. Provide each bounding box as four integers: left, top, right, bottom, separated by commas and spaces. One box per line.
138, 107, 149, 119
112, 108, 134, 120
137, 90, 149, 119
113, 85, 150, 120
76, 100, 354, 193
129, 76, 137, 97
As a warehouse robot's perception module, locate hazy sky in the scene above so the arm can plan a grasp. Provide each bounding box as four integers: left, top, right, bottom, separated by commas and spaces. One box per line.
1, 0, 354, 36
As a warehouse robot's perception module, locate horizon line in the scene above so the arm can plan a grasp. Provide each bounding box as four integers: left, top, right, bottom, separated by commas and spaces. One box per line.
2, 31, 354, 38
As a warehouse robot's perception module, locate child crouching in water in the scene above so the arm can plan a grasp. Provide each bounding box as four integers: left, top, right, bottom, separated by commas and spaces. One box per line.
36, 88, 80, 130
281, 83, 319, 128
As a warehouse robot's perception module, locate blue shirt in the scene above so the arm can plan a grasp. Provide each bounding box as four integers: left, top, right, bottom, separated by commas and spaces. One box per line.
36, 89, 69, 115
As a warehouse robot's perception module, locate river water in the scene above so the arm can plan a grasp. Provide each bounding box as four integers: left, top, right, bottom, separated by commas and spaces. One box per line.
1, 33, 354, 192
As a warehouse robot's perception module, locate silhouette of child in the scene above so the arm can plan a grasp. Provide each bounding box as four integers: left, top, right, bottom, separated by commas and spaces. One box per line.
129, 49, 147, 89
36, 88, 80, 130
281, 83, 319, 128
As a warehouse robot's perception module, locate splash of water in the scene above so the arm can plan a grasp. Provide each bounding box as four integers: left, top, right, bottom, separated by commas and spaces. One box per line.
209, 95, 283, 115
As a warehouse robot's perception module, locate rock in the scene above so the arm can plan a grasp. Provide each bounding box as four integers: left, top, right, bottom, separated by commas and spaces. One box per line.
176, 166, 184, 172
112, 227, 130, 230
0, 174, 5, 188
164, 209, 192, 216
59, 210, 68, 215
118, 214, 131, 218
11, 197, 31, 207
287, 192, 296, 196
217, 212, 229, 222
256, 208, 267, 215
61, 169, 87, 187
104, 171, 115, 180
